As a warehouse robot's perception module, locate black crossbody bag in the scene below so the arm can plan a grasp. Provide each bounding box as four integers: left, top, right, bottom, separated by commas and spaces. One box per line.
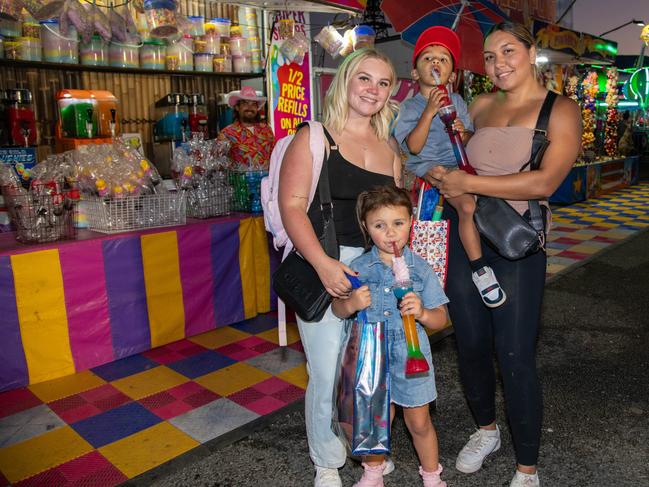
473, 91, 557, 261
272, 128, 339, 322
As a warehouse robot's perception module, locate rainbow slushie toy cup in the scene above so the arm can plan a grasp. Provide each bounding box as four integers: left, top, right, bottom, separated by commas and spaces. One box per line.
392, 243, 430, 376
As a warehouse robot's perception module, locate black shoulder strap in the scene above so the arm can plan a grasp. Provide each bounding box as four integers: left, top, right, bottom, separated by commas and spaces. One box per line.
521, 91, 558, 172
321, 126, 338, 151
525, 91, 557, 239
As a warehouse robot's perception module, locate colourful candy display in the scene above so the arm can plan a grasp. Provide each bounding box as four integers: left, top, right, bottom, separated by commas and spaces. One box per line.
392, 242, 430, 376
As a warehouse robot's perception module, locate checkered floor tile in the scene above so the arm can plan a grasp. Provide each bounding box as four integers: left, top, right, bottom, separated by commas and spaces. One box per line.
0, 182, 647, 486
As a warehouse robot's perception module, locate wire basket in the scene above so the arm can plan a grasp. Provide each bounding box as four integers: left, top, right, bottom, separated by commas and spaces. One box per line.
228, 170, 267, 213
84, 192, 186, 234
2, 186, 78, 243
181, 171, 233, 219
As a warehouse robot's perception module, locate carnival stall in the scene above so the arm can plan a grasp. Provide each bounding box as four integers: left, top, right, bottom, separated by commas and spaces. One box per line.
531, 20, 640, 204
0, 0, 366, 392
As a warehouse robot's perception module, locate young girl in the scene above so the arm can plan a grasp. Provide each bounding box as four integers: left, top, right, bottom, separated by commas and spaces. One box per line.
332, 185, 449, 487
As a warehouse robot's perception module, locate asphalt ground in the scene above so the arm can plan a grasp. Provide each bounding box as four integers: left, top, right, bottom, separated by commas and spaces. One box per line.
127, 227, 649, 487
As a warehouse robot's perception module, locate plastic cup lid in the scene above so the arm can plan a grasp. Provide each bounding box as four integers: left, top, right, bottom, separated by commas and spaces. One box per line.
211, 18, 230, 23
354, 25, 375, 36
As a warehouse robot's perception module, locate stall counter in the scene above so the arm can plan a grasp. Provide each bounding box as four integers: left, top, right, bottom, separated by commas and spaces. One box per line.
0, 214, 280, 392
549, 156, 640, 204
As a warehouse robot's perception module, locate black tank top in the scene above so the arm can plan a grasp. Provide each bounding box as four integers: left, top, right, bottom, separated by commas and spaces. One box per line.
308, 127, 395, 248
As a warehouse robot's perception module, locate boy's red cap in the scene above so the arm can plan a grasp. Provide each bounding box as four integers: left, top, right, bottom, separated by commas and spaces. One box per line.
412, 26, 461, 68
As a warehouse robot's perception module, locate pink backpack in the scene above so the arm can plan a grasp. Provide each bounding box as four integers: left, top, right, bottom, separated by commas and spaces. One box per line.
261, 121, 326, 254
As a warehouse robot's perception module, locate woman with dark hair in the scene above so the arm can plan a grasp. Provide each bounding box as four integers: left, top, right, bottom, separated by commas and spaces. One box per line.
430, 22, 581, 487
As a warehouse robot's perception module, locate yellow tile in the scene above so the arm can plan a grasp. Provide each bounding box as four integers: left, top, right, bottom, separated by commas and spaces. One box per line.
546, 248, 563, 256
28, 370, 106, 403
546, 263, 567, 275
0, 426, 92, 483
603, 231, 633, 239
257, 322, 301, 345
188, 326, 250, 349
111, 367, 187, 400
100, 422, 199, 479
580, 217, 605, 222
195, 362, 271, 396
277, 364, 308, 390
565, 233, 597, 241
568, 244, 601, 254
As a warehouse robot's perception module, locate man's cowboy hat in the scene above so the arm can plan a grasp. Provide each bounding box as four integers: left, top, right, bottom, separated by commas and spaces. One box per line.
227, 85, 267, 107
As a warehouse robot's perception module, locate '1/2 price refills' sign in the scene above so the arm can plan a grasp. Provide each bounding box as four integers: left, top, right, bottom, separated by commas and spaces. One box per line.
268, 11, 312, 139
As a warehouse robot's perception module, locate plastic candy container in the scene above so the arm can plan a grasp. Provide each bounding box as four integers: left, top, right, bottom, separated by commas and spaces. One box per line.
140, 38, 165, 69
80, 36, 108, 66
232, 54, 251, 73
229, 36, 248, 57
203, 31, 219, 54
352, 25, 376, 50
166, 36, 192, 71
0, 18, 20, 38
194, 52, 213, 72
213, 55, 225, 72
314, 25, 343, 58
248, 36, 260, 50
188, 15, 204, 36
143, 0, 178, 38
212, 18, 231, 38
109, 41, 141, 68
193, 38, 207, 53
4, 39, 18, 59
18, 37, 42, 61
278, 18, 295, 38
41, 20, 78, 64
22, 22, 40, 39
0, 0, 22, 21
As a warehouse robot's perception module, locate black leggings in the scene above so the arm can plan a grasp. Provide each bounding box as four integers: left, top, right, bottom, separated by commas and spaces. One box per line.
442, 203, 546, 466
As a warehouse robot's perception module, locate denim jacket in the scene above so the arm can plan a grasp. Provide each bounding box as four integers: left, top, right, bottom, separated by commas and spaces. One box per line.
349, 246, 449, 332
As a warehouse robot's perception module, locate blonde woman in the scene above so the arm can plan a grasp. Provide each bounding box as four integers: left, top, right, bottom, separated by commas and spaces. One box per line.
278, 48, 401, 487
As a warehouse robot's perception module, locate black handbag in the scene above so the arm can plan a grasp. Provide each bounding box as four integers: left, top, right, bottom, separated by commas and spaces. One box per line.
473, 91, 557, 261
272, 128, 339, 322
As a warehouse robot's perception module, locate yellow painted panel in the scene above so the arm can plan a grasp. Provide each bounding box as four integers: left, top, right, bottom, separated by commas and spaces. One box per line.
238, 218, 257, 319
141, 232, 185, 348
11, 250, 74, 384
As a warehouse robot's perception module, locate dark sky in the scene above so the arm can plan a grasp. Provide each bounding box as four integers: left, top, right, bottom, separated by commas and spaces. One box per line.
571, 0, 647, 55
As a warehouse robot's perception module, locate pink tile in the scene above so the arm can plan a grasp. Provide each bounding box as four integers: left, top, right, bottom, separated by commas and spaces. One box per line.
243, 396, 287, 415
184, 389, 219, 408
237, 336, 267, 348
80, 384, 121, 402
166, 339, 201, 352
253, 377, 293, 395
552, 226, 577, 232
554, 237, 582, 245
167, 381, 205, 399
593, 235, 620, 243
176, 343, 208, 357
152, 401, 195, 420
142, 348, 185, 364
139, 391, 176, 410
48, 394, 86, 413
557, 250, 589, 260
57, 451, 114, 482
93, 392, 131, 412
272, 384, 305, 404
588, 225, 612, 231
228, 387, 265, 406
251, 341, 279, 354
225, 349, 261, 361
215, 342, 246, 355
0, 388, 42, 419
288, 341, 304, 353
56, 403, 103, 424
13, 469, 66, 487
0, 470, 8, 487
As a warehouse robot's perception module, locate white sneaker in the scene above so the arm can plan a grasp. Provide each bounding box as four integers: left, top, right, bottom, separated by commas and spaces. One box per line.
315, 466, 342, 487
510, 471, 540, 487
472, 266, 506, 308
383, 456, 395, 476
455, 426, 501, 473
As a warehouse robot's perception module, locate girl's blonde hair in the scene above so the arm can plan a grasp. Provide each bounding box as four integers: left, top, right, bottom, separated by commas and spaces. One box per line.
356, 185, 413, 249
322, 48, 398, 141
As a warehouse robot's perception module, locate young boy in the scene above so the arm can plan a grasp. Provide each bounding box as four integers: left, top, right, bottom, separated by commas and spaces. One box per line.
394, 26, 505, 308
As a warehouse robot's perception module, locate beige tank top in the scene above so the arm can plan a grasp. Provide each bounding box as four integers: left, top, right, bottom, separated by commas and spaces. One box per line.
466, 126, 549, 218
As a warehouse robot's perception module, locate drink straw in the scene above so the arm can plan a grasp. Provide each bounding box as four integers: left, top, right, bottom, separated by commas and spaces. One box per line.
392, 241, 400, 258
432, 195, 444, 221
